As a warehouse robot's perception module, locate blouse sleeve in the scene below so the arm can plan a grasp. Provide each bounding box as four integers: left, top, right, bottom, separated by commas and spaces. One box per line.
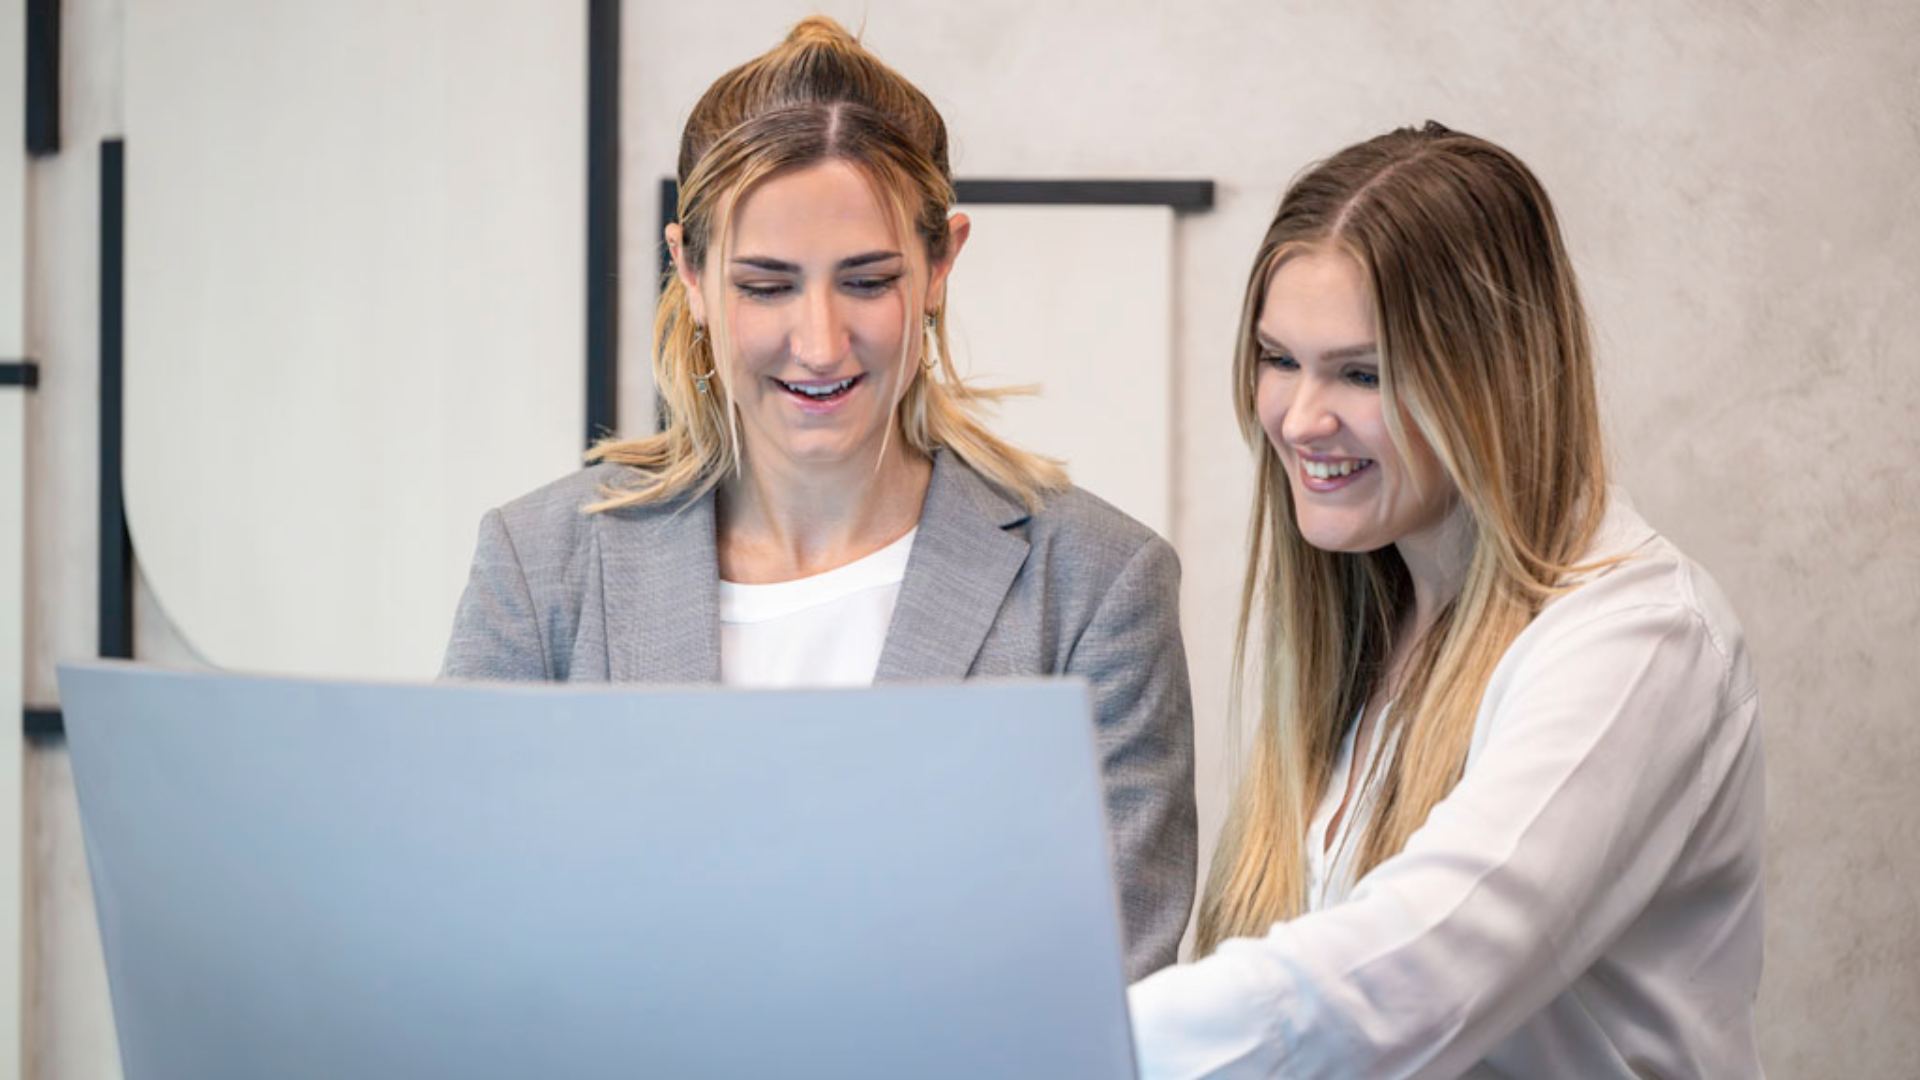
1128, 599, 1755, 1079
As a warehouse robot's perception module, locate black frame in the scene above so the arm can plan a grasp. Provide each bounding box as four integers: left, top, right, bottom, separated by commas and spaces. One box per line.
25, 1, 626, 738
99, 140, 132, 664
19, 9, 1220, 736
26, 0, 61, 156
23, 708, 62, 740
657, 177, 1215, 278
657, 178, 1214, 259
649, 175, 1215, 429
584, 0, 621, 447
24, 141, 129, 742
952, 178, 1212, 209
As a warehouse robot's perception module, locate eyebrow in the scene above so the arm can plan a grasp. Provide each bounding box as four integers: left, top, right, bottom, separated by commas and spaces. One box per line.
1255, 333, 1379, 362
730, 251, 904, 273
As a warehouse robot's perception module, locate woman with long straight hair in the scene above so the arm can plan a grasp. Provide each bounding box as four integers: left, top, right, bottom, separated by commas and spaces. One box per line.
1129, 124, 1763, 1076
441, 17, 1197, 977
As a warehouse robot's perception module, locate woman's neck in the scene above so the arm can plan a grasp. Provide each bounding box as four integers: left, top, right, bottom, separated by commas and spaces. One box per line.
717, 435, 933, 583
1394, 498, 1475, 639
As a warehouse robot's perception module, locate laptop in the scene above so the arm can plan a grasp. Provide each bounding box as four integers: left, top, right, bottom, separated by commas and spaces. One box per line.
58, 661, 1139, 1079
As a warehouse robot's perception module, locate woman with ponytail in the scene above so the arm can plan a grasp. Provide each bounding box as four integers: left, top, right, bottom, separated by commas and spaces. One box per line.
1129, 124, 1764, 1076
442, 17, 1196, 977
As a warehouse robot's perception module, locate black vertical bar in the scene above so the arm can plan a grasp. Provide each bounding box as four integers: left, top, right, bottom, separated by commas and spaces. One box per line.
26, 0, 61, 155
658, 176, 677, 281
584, 0, 620, 448
100, 139, 133, 659
655, 176, 676, 433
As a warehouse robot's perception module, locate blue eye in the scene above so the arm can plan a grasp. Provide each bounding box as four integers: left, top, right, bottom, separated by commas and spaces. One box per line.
1260, 352, 1299, 370
1346, 368, 1380, 389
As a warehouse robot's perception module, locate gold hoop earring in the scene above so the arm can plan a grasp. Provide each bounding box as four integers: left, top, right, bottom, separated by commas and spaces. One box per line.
920, 313, 940, 372
691, 324, 713, 394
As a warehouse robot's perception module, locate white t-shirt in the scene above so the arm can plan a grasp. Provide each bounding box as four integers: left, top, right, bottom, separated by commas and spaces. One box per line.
1128, 495, 1765, 1078
717, 530, 916, 688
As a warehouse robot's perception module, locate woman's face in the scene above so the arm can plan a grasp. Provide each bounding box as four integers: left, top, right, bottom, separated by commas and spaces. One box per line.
1253, 246, 1455, 554
681, 159, 963, 475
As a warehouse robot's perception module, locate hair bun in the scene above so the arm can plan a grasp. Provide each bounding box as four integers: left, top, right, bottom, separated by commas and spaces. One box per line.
784, 14, 860, 49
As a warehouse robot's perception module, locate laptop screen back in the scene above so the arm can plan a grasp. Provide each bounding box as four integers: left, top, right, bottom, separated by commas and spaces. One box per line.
59, 663, 1138, 1080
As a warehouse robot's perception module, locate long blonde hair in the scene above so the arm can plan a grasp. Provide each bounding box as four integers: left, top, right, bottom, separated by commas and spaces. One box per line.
588, 16, 1063, 511
1196, 123, 1611, 953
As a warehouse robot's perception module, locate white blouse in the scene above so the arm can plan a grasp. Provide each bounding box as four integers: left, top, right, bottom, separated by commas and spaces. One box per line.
1129, 496, 1765, 1078
718, 529, 916, 688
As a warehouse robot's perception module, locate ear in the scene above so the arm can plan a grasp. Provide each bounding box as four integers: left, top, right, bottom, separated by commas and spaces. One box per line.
665, 223, 708, 326
923, 212, 971, 314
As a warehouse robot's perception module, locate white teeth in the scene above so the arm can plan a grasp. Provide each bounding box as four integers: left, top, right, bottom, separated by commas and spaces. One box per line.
784, 377, 854, 398
1304, 459, 1368, 480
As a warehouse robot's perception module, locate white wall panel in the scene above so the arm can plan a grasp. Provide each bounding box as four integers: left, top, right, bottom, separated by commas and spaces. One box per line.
121, 1, 588, 679
945, 204, 1174, 538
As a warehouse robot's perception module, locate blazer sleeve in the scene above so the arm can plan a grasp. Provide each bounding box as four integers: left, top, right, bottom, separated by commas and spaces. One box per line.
1070, 534, 1199, 980
441, 508, 552, 681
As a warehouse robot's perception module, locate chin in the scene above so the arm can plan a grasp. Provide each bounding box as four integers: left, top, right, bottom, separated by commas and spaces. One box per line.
778, 428, 880, 465
1291, 510, 1383, 555
776, 440, 854, 465
1297, 530, 1374, 555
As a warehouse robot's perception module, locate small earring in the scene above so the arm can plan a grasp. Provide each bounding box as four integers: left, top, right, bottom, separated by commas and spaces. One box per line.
691, 323, 711, 393
923, 313, 937, 334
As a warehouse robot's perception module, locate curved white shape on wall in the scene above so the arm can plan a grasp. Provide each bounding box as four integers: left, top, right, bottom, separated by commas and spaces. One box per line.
124, 1, 587, 678
944, 204, 1175, 539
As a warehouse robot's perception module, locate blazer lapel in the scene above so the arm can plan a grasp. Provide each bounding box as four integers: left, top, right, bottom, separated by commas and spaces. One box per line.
875, 453, 1031, 682
598, 490, 722, 683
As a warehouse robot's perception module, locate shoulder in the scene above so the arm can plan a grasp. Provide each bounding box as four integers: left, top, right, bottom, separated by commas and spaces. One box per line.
1027, 482, 1162, 549
488, 462, 683, 560
1503, 493, 1756, 707
1014, 482, 1181, 611
928, 451, 1178, 611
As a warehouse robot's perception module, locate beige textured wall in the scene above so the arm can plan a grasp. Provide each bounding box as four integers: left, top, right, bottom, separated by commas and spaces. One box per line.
23, 0, 123, 1074
630, 3, 1920, 1074
20, 1, 1919, 1076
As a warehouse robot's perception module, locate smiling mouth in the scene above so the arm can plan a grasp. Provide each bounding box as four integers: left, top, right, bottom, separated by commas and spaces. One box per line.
1303, 458, 1374, 480
776, 375, 862, 403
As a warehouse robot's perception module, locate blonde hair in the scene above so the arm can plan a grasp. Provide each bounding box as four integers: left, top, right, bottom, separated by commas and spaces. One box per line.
588, 16, 1063, 511
1196, 123, 1611, 953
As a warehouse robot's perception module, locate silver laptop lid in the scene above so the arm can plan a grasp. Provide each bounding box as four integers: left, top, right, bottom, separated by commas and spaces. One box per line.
59, 662, 1137, 1080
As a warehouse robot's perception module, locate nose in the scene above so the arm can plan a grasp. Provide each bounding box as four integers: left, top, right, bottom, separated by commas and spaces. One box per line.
791, 284, 848, 372
1278, 371, 1339, 448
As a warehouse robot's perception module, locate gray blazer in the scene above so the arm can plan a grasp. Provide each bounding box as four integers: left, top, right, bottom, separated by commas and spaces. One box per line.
443, 450, 1197, 977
